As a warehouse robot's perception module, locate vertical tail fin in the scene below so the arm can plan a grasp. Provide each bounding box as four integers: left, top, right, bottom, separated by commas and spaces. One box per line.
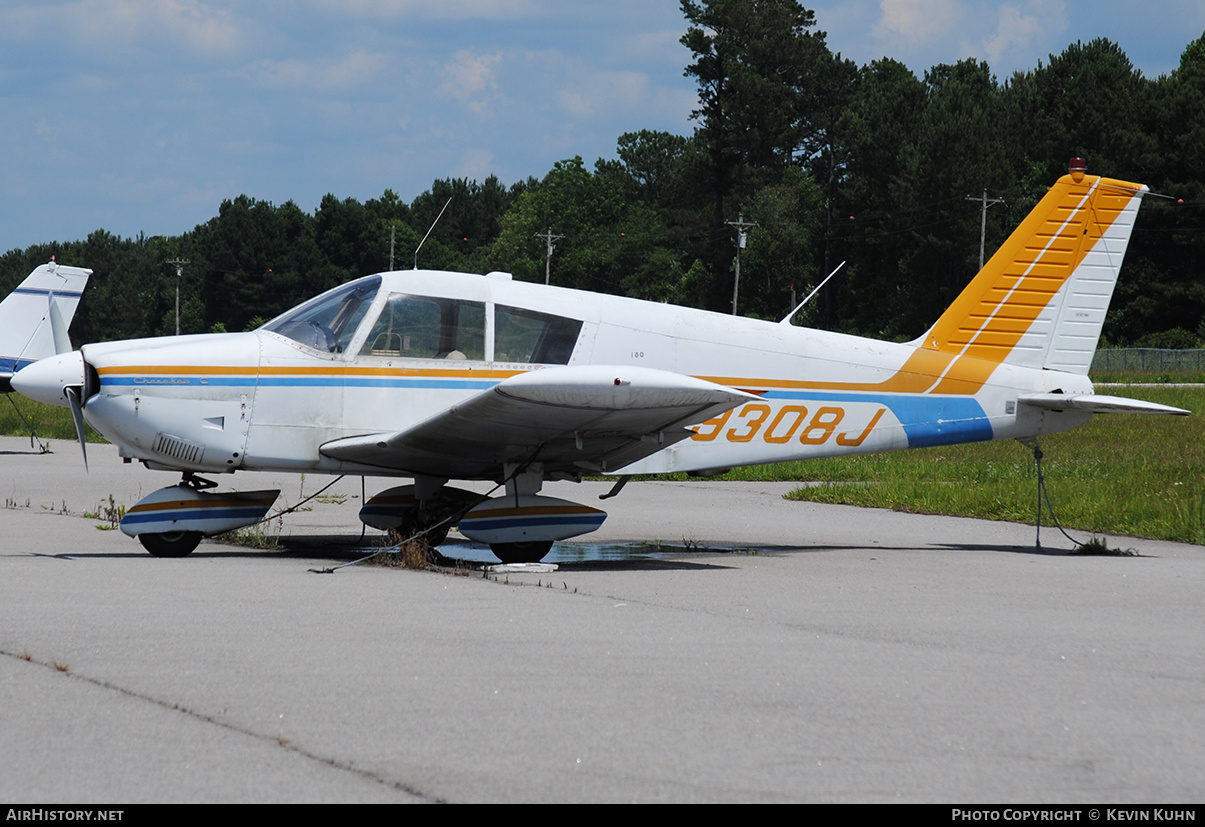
918, 165, 1146, 377
0, 259, 93, 387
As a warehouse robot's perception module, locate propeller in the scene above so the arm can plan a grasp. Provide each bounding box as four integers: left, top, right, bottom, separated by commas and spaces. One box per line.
48, 293, 88, 468
64, 384, 88, 471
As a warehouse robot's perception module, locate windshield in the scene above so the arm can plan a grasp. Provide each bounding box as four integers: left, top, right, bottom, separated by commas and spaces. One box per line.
261, 277, 380, 353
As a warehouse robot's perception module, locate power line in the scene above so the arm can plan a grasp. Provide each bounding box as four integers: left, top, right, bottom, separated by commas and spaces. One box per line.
165, 258, 190, 335
534, 227, 565, 285
725, 214, 756, 315
965, 190, 1004, 270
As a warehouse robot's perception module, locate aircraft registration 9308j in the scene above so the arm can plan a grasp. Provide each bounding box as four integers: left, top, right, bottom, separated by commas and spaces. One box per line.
11, 160, 1188, 562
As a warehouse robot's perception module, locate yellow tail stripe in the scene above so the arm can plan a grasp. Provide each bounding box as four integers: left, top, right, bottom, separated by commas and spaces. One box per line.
927, 173, 1141, 394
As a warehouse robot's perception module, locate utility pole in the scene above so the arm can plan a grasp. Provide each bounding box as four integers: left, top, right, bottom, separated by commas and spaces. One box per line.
389, 224, 396, 271
966, 190, 1004, 270
534, 227, 564, 285
165, 258, 190, 335
725, 214, 756, 315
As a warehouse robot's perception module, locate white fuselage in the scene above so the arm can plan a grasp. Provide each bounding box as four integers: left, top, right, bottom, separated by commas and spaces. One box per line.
76, 269, 1091, 480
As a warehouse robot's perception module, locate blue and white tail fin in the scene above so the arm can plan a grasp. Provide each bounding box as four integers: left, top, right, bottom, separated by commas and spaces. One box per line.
0, 259, 92, 392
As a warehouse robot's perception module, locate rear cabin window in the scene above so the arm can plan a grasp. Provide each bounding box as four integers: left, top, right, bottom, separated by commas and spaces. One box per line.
360, 294, 485, 361
494, 306, 581, 365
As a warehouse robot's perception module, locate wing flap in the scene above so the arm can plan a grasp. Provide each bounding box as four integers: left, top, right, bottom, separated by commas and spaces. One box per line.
320, 366, 759, 477
1018, 393, 1189, 415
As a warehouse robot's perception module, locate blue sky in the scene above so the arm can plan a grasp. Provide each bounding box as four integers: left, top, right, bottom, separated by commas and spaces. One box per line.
1, 0, 1202, 256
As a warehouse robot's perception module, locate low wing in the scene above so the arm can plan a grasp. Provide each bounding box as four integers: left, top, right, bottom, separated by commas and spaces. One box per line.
320, 365, 759, 478
1018, 393, 1189, 415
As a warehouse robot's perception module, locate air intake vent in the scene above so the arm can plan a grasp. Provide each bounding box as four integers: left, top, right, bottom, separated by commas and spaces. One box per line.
153, 432, 205, 465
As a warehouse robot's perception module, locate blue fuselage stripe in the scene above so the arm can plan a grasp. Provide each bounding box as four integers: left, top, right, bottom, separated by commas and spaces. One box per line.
100, 376, 496, 390
760, 389, 994, 448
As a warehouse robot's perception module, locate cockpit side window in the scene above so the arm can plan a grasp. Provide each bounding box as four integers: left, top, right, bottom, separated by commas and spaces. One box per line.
262, 277, 380, 354
494, 306, 582, 364
360, 294, 485, 361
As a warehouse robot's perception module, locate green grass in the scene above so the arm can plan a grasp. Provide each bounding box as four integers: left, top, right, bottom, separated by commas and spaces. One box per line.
0, 395, 105, 442
1091, 370, 1205, 384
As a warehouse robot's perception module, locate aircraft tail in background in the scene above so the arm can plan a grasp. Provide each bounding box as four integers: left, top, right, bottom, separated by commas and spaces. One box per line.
0, 258, 92, 393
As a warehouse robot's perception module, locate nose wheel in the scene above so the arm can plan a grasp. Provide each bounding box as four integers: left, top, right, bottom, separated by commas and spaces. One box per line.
489, 541, 553, 564
138, 531, 202, 558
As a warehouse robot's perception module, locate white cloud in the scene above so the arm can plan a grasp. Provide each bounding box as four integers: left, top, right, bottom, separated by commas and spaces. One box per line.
443, 50, 502, 99
556, 70, 651, 121
307, 0, 537, 21
441, 50, 503, 117
241, 49, 391, 93
319, 49, 392, 91
620, 28, 685, 63
519, 47, 655, 122
0, 0, 246, 58
983, 1, 1067, 68
454, 148, 495, 181
556, 89, 593, 118
874, 0, 966, 44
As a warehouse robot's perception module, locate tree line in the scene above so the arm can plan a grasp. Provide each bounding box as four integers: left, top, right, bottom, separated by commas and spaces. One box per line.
3, 0, 1205, 350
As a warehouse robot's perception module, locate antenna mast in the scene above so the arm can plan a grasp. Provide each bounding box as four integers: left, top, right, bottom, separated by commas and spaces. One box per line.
413, 197, 453, 270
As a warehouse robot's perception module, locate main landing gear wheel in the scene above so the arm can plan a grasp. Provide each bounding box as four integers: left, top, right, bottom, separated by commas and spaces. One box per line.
489, 541, 553, 564
138, 531, 202, 558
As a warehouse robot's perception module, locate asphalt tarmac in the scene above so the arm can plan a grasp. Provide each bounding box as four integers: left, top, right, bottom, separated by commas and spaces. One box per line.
1, 435, 1202, 803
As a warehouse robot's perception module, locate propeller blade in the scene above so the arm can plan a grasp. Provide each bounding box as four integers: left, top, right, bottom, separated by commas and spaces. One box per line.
48, 295, 72, 355
64, 385, 88, 471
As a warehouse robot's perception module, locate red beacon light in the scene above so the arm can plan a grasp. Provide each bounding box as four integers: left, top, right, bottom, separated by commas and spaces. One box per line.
1069, 157, 1088, 180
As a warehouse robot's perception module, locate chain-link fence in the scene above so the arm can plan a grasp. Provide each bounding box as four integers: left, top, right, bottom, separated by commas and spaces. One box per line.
1091, 349, 1205, 372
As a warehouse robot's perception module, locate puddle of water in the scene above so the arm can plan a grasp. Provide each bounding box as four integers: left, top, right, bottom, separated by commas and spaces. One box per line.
434, 540, 718, 565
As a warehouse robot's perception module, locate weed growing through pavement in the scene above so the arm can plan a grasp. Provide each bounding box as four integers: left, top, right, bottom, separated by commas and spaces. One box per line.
1071, 536, 1137, 556
218, 514, 284, 550
372, 534, 436, 569
85, 494, 126, 529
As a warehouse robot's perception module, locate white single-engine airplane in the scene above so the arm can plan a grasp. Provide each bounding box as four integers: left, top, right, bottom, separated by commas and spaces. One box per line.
0, 258, 92, 394
12, 162, 1188, 561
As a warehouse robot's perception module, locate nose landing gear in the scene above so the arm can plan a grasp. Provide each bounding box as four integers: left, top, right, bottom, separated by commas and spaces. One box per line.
121, 474, 280, 558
